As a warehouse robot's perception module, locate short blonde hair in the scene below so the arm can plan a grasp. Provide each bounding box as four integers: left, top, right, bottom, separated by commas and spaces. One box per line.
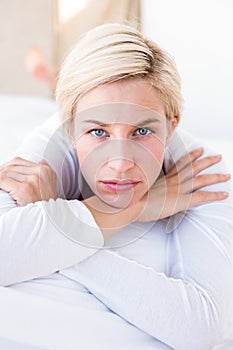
56, 23, 183, 123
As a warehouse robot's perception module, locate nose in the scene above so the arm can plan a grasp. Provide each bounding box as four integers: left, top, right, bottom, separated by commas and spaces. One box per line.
108, 157, 134, 173
107, 139, 134, 173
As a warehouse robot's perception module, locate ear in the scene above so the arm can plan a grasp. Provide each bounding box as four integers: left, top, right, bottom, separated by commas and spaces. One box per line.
166, 116, 178, 146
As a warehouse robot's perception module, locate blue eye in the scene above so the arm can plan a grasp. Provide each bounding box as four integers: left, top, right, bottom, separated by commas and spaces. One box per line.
134, 128, 151, 136
90, 129, 107, 137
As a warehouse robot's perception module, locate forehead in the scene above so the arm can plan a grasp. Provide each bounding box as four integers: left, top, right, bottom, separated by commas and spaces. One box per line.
74, 79, 166, 120
73, 103, 166, 128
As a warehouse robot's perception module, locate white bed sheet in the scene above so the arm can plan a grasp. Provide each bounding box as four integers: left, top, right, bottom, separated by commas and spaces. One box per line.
0, 273, 172, 350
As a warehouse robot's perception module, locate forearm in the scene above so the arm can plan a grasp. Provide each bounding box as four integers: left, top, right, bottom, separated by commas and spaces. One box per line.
0, 190, 17, 215
62, 193, 233, 349
61, 249, 222, 350
0, 199, 104, 286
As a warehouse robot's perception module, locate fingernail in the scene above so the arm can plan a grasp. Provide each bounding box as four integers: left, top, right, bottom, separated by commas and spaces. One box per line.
222, 192, 229, 198
225, 173, 231, 179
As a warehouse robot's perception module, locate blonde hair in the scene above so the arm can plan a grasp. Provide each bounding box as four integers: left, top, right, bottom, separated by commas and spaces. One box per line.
56, 23, 183, 124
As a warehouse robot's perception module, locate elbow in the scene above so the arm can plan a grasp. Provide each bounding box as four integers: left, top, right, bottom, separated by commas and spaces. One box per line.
170, 293, 222, 350
161, 313, 222, 350
150, 285, 224, 350
187, 321, 221, 350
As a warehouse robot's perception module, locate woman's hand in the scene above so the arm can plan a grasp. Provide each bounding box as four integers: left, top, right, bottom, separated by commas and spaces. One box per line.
0, 157, 57, 206
83, 148, 231, 241
137, 147, 231, 222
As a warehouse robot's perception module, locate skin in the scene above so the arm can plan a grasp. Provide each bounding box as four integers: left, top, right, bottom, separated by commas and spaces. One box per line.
71, 79, 176, 209
0, 78, 230, 241
71, 79, 230, 238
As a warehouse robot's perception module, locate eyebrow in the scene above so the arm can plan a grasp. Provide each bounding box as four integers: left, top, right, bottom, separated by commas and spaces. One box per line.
81, 118, 161, 127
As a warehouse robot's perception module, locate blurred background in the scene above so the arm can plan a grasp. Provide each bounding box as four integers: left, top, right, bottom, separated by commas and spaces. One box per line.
0, 0, 232, 167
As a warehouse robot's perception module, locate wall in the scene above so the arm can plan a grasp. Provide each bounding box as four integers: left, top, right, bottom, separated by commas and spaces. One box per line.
0, 0, 140, 98
0, 0, 56, 97
141, 0, 233, 140
56, 0, 140, 66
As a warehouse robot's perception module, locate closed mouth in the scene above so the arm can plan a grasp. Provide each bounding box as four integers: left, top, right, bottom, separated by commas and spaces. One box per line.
100, 179, 141, 192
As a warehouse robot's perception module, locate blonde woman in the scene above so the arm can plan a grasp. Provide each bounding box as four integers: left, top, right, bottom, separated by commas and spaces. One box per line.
0, 24, 232, 349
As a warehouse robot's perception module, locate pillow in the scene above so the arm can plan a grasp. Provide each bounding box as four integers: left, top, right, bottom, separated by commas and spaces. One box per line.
0, 94, 57, 164
200, 138, 233, 175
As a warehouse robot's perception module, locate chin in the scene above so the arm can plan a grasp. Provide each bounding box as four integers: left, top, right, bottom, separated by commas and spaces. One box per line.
98, 192, 141, 210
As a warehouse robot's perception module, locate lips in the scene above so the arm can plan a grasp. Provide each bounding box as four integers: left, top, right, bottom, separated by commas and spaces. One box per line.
100, 179, 140, 192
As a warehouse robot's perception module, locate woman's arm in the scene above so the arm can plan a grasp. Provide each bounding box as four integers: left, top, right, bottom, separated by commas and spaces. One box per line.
0, 198, 104, 286
61, 183, 233, 350
82, 146, 230, 240
0, 113, 104, 282
1, 122, 232, 348
0, 113, 80, 215
0, 115, 104, 285
0, 125, 230, 288
59, 145, 233, 350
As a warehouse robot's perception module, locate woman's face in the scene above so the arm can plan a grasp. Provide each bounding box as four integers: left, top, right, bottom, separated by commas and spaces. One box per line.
72, 79, 177, 208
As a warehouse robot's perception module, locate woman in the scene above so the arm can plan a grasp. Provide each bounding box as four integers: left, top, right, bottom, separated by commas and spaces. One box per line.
0, 23, 232, 349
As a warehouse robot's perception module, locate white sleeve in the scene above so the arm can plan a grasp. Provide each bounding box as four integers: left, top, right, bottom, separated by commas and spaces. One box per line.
0, 190, 17, 215
0, 113, 81, 215
0, 198, 104, 286
1, 122, 233, 347
59, 148, 233, 349
64, 202, 233, 349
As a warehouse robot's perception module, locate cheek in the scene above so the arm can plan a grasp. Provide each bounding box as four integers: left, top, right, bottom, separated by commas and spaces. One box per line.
74, 138, 94, 165
150, 143, 165, 165
144, 146, 164, 185
74, 139, 102, 188
75, 148, 86, 165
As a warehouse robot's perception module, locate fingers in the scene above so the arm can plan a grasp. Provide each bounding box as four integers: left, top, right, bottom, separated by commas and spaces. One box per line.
179, 154, 223, 183
0, 170, 38, 184
184, 173, 231, 192
1, 165, 41, 176
190, 190, 229, 206
0, 157, 37, 170
196, 173, 231, 190
0, 158, 56, 190
167, 147, 204, 177
171, 153, 224, 184
0, 157, 57, 206
0, 175, 20, 193
38, 160, 48, 165
190, 154, 223, 177
167, 147, 224, 183
0, 173, 42, 206
0, 159, 51, 176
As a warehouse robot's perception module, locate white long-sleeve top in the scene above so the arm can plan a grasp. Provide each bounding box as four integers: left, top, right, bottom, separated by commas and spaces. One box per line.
0, 114, 233, 350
